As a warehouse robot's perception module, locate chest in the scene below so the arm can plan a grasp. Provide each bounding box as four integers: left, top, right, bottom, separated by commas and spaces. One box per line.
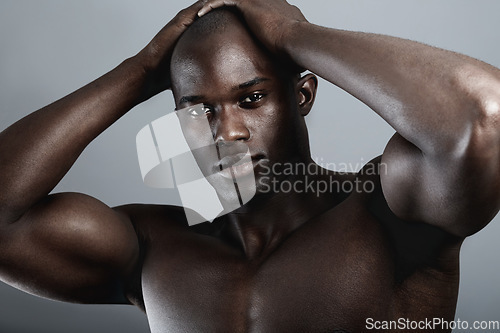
140, 209, 398, 332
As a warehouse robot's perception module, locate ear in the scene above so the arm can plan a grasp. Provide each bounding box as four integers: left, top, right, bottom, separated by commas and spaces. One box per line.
296, 73, 318, 116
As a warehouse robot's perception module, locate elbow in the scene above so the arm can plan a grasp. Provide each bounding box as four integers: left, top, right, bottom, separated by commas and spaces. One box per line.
467, 94, 500, 157
476, 95, 500, 129
452, 67, 500, 158
446, 100, 499, 160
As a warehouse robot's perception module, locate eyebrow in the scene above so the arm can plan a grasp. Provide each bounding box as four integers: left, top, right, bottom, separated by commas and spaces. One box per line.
236, 77, 270, 90
179, 95, 204, 105
178, 77, 270, 105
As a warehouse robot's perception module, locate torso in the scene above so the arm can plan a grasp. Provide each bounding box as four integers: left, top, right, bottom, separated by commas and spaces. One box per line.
125, 167, 462, 333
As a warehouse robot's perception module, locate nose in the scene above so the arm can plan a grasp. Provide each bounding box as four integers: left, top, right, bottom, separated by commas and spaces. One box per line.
213, 105, 250, 143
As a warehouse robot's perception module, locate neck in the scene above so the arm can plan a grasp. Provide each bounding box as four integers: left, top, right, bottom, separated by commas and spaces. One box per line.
216, 161, 346, 260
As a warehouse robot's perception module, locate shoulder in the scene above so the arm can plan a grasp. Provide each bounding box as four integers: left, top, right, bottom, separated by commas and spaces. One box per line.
350, 156, 462, 276
112, 203, 210, 309
332, 156, 384, 201
112, 203, 217, 241
113, 204, 190, 235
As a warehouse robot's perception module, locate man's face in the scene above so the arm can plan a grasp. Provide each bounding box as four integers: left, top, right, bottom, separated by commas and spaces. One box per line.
170, 17, 310, 201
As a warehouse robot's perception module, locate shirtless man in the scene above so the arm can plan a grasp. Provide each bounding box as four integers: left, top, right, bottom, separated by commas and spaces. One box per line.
0, 0, 499, 332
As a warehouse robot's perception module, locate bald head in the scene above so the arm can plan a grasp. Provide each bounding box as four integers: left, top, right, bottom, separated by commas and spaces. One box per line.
171, 8, 249, 66
180, 7, 244, 42
169, 8, 298, 105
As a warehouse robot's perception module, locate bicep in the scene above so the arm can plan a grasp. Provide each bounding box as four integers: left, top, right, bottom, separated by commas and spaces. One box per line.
0, 192, 139, 304
381, 133, 500, 238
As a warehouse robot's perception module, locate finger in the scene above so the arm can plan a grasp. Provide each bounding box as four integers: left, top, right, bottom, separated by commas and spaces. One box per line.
177, 1, 206, 22
198, 0, 237, 17
169, 1, 206, 32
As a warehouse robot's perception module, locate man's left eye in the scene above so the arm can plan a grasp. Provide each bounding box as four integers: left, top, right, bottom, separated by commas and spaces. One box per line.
242, 93, 264, 103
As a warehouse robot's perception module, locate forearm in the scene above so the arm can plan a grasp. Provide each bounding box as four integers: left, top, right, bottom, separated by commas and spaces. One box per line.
0, 57, 148, 223
284, 22, 500, 154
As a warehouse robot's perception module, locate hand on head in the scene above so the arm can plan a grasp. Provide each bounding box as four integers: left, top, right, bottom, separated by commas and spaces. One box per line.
198, 0, 308, 55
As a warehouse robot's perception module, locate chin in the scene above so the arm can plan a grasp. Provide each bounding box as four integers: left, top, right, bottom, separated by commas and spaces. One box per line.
207, 172, 257, 210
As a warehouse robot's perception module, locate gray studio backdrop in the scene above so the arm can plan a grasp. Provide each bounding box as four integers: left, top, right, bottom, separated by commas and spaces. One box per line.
1, 1, 499, 332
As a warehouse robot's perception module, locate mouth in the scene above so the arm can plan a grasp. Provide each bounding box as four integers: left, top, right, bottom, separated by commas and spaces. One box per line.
217, 153, 248, 170
214, 153, 262, 180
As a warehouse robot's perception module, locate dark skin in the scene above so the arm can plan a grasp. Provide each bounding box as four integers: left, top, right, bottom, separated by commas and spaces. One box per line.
1, 1, 500, 332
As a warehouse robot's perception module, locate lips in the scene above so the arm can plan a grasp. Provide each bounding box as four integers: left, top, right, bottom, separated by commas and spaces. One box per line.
216, 152, 248, 170
214, 151, 251, 179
